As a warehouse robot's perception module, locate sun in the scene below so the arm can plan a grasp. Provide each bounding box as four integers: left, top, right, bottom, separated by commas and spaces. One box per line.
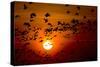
43, 40, 53, 50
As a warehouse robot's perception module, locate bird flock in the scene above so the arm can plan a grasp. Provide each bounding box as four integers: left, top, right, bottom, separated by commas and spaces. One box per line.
13, 2, 97, 64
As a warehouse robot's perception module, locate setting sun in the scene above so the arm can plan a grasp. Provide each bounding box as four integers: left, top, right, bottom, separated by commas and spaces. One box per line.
43, 40, 53, 50
12, 2, 97, 65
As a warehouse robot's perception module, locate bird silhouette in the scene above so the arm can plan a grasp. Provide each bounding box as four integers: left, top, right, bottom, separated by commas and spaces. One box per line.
65, 4, 70, 7
53, 35, 57, 37
66, 11, 70, 14
75, 12, 79, 15
24, 22, 31, 27
91, 9, 95, 12
45, 13, 50, 17
15, 15, 20, 18
40, 40, 43, 42
29, 2, 32, 4
24, 4, 27, 9
83, 16, 86, 19
47, 23, 52, 27
77, 6, 80, 10
58, 21, 62, 25
45, 28, 53, 32
71, 19, 79, 26
33, 38, 37, 40
44, 18, 48, 23
30, 13, 36, 18
53, 27, 58, 31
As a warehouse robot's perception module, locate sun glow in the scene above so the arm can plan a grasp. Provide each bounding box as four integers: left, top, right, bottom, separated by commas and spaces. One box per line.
43, 40, 53, 50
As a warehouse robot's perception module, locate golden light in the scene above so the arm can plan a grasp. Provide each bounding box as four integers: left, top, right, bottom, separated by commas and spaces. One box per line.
43, 40, 53, 50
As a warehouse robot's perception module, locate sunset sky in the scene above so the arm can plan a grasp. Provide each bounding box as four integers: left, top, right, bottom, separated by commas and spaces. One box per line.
12, 1, 97, 65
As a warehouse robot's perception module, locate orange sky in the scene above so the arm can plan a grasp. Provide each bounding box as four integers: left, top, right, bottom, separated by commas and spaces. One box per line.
13, 1, 97, 65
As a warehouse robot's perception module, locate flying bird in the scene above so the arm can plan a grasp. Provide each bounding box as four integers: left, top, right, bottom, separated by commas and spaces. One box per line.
33, 38, 37, 40
21, 31, 29, 35
75, 12, 79, 15
77, 6, 80, 10
53, 27, 58, 31
24, 4, 27, 9
29, 2, 32, 4
83, 16, 86, 19
45, 13, 50, 17
30, 13, 36, 18
47, 23, 52, 27
40, 40, 43, 42
15, 15, 20, 18
58, 21, 62, 25
44, 18, 48, 23
65, 4, 70, 7
24, 22, 31, 27
91, 9, 95, 12
66, 11, 70, 14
